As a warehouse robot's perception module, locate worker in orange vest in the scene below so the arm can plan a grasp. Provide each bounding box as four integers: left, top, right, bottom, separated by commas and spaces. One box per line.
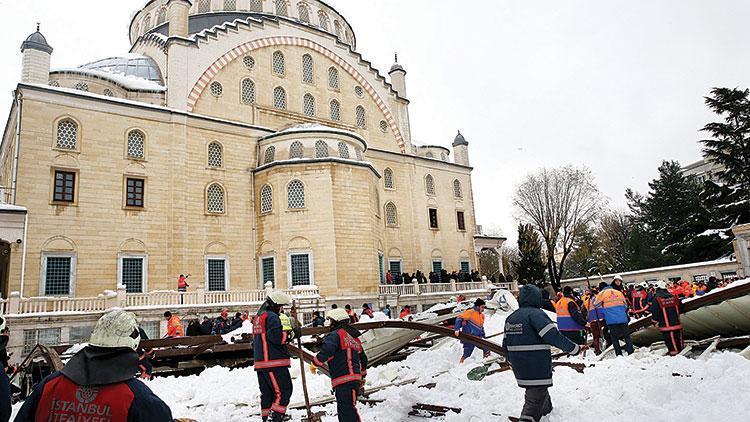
164, 311, 183, 337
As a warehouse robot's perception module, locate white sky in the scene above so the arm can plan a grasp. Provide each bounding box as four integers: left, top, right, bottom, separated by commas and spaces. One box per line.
1, 0, 749, 243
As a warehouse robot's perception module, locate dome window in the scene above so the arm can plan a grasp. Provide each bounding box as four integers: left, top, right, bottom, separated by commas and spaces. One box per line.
103, 89, 114, 97
334, 21, 342, 39
272, 51, 286, 76
264, 146, 276, 165
329, 100, 341, 121
303, 94, 316, 117
355, 106, 366, 129
273, 87, 287, 110
298, 3, 311, 23
355, 148, 363, 161
241, 79, 256, 104
380, 120, 388, 133
276, 0, 288, 16
250, 0, 263, 12
354, 85, 364, 98
198, 0, 211, 13
224, 0, 237, 10
302, 54, 314, 84
289, 141, 304, 159
315, 140, 329, 158
318, 11, 330, 31
74, 82, 89, 92
337, 142, 350, 159
210, 81, 223, 97
243, 55, 256, 70
328, 67, 339, 90
156, 8, 167, 25
49, 80, 60, 87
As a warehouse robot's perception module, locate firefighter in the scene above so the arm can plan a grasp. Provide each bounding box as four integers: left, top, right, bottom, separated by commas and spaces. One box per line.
15, 310, 172, 421
631, 283, 651, 318
163, 311, 183, 337
253, 291, 297, 422
554, 286, 587, 345
649, 280, 684, 356
454, 298, 490, 363
310, 308, 368, 422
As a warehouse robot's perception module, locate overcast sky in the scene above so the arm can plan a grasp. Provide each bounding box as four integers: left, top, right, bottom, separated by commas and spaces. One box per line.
1, 0, 749, 244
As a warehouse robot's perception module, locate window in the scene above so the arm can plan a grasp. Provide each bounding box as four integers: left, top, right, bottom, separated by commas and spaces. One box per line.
380, 120, 388, 133
53, 170, 76, 203
210, 81, 223, 97
428, 208, 439, 229
355, 106, 366, 128
121, 256, 145, 293
243, 55, 256, 69
385, 202, 398, 226
208, 142, 223, 167
337, 142, 350, 159
290, 253, 311, 286
224, 0, 236, 10
460, 261, 471, 274
156, 8, 167, 24
425, 152, 434, 158
56, 119, 78, 150
302, 54, 314, 84
263, 146, 276, 164
143, 14, 152, 31
43, 254, 74, 296
273, 86, 287, 109
249, 0, 263, 12
103, 89, 114, 97
318, 11, 330, 30
241, 79, 256, 104
425, 174, 435, 195
288, 141, 304, 159
378, 253, 385, 284
70, 326, 94, 344
74, 82, 89, 92
298, 3, 310, 22
260, 184, 273, 214
125, 177, 145, 208
315, 140, 328, 158
23, 328, 62, 354
432, 260, 443, 281
262, 257, 275, 287
276, 0, 288, 16
49, 80, 60, 87
127, 130, 145, 159
287, 180, 305, 209
383, 168, 394, 189
207, 258, 227, 291
453, 179, 463, 198
272, 51, 285, 75
334, 21, 342, 38
198, 0, 211, 12
329, 99, 341, 121
328, 67, 339, 89
457, 211, 466, 231
389, 260, 402, 276
206, 183, 225, 214
354, 85, 364, 98
303, 94, 316, 116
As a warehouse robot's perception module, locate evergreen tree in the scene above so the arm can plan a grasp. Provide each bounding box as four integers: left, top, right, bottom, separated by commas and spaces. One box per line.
513, 223, 547, 284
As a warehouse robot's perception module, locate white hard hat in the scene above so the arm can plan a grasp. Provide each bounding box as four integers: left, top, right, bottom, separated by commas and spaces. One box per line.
327, 308, 350, 322
267, 291, 291, 305
613, 274, 623, 282
639, 282, 648, 289
88, 309, 140, 350
655, 280, 667, 290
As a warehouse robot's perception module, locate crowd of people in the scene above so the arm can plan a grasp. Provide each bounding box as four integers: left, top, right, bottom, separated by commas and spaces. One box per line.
384, 269, 482, 285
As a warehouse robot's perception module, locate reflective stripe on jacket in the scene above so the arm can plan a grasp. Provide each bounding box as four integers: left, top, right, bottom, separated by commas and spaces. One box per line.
454, 307, 486, 337
594, 287, 629, 325
167, 316, 183, 337
313, 328, 368, 388
253, 311, 291, 371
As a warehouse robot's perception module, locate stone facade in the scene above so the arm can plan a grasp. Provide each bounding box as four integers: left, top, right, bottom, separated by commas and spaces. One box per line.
0, 1, 479, 299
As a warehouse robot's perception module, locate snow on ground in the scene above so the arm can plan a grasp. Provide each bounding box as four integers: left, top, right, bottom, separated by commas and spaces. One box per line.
124, 311, 750, 420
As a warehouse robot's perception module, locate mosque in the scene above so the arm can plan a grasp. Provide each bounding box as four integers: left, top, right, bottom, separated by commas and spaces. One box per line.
0, 0, 481, 299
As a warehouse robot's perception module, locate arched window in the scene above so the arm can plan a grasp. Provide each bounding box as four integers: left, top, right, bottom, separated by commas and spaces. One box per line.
344, 30, 352, 45
143, 14, 152, 31
453, 179, 463, 198
425, 152, 434, 158
328, 67, 339, 89
383, 168, 394, 189
210, 81, 223, 97
329, 99, 341, 121
303, 94, 315, 116
276, 0, 288, 16
334, 21, 342, 39
287, 180, 305, 209
289, 141, 304, 159
380, 120, 388, 133
298, 3, 310, 23
263, 146, 276, 164
315, 140, 328, 158
302, 54, 314, 84
198, 0, 211, 13
385, 202, 398, 227
338, 142, 350, 159
260, 184, 273, 214
74, 82, 89, 92
208, 142, 223, 167
206, 183, 225, 214
355, 106, 366, 128
441, 153, 447, 162
272, 51, 285, 75
56, 119, 78, 150
273, 87, 287, 109
425, 174, 436, 195
127, 130, 145, 159
318, 11, 330, 30
156, 7, 167, 24
103, 89, 114, 97
49, 80, 60, 87
241, 79, 255, 104
224, 0, 237, 10
249, 0, 263, 12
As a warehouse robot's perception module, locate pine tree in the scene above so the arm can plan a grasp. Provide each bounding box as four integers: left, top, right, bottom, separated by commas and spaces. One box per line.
513, 224, 547, 284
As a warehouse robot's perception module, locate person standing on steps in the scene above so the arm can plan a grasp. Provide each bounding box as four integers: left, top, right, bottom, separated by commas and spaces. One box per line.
502, 284, 585, 422
177, 273, 190, 304
310, 308, 368, 422
253, 291, 297, 422
454, 298, 490, 363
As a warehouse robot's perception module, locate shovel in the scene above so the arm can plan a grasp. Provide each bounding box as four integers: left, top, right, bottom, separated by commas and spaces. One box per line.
466, 352, 568, 381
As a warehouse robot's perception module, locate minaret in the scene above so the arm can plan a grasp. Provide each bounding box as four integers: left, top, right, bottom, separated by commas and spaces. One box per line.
388, 53, 407, 98
452, 131, 470, 166
20, 23, 53, 85
167, 0, 192, 38
166, 0, 193, 109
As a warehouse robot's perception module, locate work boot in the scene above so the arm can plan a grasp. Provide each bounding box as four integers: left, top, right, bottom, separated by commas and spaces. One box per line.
270, 411, 291, 422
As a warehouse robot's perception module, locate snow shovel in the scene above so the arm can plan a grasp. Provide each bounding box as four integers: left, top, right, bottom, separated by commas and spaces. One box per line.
296, 335, 322, 422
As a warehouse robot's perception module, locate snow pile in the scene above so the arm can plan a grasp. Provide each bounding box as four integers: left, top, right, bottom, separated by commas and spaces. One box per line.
52, 67, 166, 91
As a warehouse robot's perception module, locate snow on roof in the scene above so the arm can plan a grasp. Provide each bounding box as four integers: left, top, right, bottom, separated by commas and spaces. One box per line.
562, 257, 738, 283
0, 203, 27, 213
260, 123, 368, 147
51, 67, 166, 92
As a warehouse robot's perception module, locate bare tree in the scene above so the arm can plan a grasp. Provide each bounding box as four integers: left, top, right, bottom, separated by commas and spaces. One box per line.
596, 210, 631, 272
513, 165, 606, 288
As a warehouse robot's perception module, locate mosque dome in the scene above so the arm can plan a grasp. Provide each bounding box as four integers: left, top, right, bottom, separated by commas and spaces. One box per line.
453, 131, 468, 146
79, 55, 164, 84
21, 26, 53, 54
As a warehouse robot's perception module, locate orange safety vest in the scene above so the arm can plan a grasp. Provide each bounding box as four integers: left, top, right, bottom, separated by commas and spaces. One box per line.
167, 316, 183, 337
555, 297, 584, 331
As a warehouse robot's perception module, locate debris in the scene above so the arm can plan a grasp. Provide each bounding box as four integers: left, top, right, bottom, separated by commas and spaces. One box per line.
409, 403, 462, 418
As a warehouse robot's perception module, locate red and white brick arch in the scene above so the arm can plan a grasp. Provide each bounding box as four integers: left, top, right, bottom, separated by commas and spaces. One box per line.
187, 36, 406, 153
